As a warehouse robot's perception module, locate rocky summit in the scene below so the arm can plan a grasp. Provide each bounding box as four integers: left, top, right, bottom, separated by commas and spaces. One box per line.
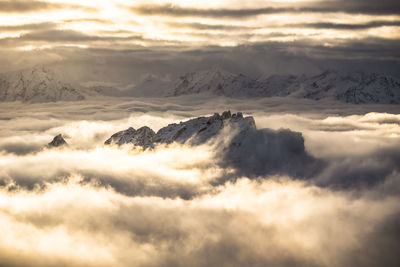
47, 134, 68, 148
104, 126, 155, 148
104, 111, 318, 178
104, 111, 256, 148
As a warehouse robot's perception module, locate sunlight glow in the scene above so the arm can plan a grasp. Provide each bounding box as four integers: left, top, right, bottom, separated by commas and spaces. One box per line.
0, 1, 399, 49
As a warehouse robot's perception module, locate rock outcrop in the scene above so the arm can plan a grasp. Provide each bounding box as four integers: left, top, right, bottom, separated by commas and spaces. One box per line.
104, 111, 255, 148
104, 111, 321, 178
104, 126, 155, 148
47, 134, 68, 148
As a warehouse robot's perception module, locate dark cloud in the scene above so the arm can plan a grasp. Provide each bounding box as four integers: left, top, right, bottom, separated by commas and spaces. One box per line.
220, 128, 323, 179
0, 142, 42, 155
0, 0, 97, 13
167, 20, 400, 31
316, 0, 400, 15
129, 4, 319, 18
0, 29, 146, 49
2, 38, 396, 86
361, 212, 400, 267
0, 37, 398, 88
295, 21, 400, 30
315, 146, 400, 190
129, 1, 400, 18
0, 22, 56, 32
19, 29, 143, 43
167, 22, 255, 31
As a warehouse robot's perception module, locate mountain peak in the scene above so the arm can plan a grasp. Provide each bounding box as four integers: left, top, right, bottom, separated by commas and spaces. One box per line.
0, 65, 85, 102
105, 111, 255, 148
47, 134, 68, 148
169, 67, 254, 96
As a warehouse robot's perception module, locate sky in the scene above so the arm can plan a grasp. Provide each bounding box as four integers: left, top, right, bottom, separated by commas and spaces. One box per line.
0, 0, 400, 86
1, 2, 400, 266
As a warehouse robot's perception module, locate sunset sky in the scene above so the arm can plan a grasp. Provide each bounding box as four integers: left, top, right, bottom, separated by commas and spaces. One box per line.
1, 0, 400, 85
1, 2, 400, 267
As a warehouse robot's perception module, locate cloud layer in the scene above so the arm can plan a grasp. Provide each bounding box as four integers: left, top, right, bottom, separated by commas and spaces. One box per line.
0, 97, 400, 266
0, 0, 399, 80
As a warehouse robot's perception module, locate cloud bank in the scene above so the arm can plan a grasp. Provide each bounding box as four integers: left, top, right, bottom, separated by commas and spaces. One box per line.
0, 97, 400, 266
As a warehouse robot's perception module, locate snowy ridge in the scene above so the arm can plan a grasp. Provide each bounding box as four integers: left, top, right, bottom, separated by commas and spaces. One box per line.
104, 111, 317, 177
0, 65, 85, 102
167, 67, 258, 97
2, 65, 399, 104
163, 68, 400, 104
292, 70, 400, 104
104, 111, 256, 148
104, 126, 155, 148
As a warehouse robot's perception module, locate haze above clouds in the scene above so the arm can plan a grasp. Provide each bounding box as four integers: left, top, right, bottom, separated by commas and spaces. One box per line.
0, 0, 400, 87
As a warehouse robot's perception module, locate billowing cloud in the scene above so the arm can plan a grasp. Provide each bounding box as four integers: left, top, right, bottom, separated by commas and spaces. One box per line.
0, 97, 400, 266
0, 176, 399, 267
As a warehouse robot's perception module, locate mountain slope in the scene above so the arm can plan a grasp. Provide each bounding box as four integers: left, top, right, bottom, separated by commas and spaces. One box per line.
0, 65, 85, 102
127, 75, 172, 97
166, 68, 400, 104
167, 67, 259, 97
104, 111, 255, 147
294, 70, 400, 104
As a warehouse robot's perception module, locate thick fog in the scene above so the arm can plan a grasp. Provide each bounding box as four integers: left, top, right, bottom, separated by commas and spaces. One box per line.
0, 96, 400, 267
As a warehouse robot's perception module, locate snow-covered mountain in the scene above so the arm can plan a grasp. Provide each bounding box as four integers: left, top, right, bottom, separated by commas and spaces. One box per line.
292, 70, 400, 104
104, 111, 255, 148
104, 111, 318, 177
163, 68, 400, 104
0, 65, 85, 102
253, 74, 305, 97
3, 65, 399, 104
104, 126, 156, 148
167, 67, 259, 97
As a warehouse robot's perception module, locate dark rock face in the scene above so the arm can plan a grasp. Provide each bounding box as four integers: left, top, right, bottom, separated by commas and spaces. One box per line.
47, 134, 68, 148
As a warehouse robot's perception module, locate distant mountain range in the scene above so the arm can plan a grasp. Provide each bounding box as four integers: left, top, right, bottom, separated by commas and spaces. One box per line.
1, 65, 399, 104
165, 67, 400, 104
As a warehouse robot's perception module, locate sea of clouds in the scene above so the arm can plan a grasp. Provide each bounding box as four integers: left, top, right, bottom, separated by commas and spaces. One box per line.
0, 96, 399, 267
